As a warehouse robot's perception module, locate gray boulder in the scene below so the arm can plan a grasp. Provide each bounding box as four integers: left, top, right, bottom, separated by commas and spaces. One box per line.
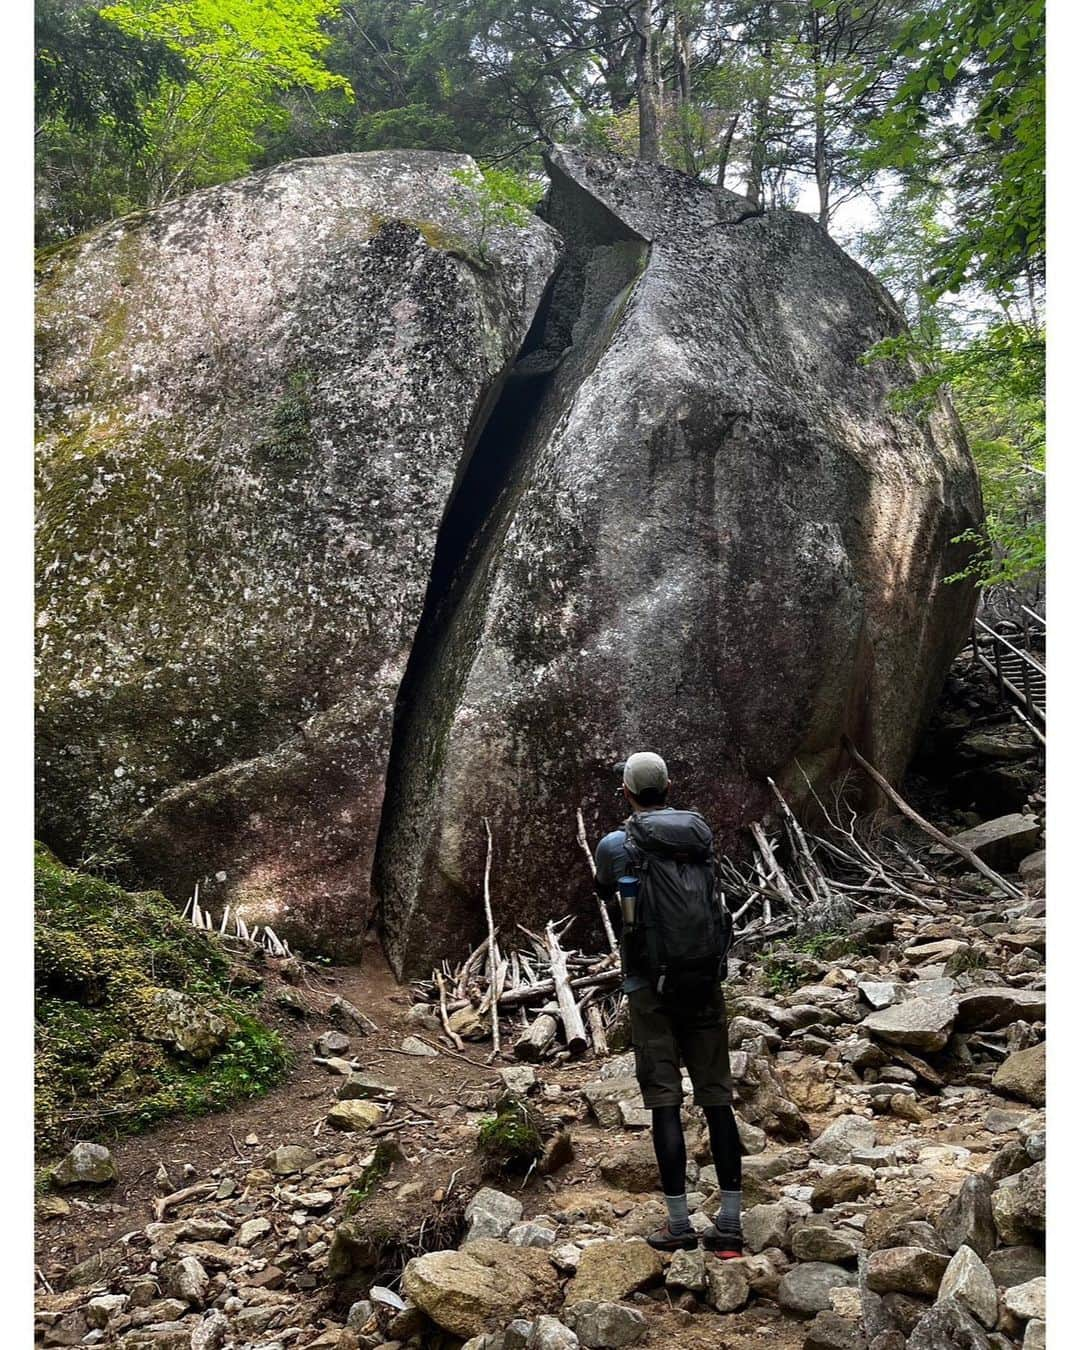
777, 1262, 856, 1317
373, 144, 980, 976
955, 987, 1046, 1032
938, 1246, 998, 1328
947, 815, 1041, 868
563, 1300, 647, 1348
51, 1141, 118, 1188
938, 1175, 996, 1258
991, 1161, 1045, 1244
992, 1042, 1046, 1107
464, 1188, 524, 1242
862, 996, 959, 1052
810, 1115, 877, 1164
35, 150, 560, 956
907, 1296, 995, 1350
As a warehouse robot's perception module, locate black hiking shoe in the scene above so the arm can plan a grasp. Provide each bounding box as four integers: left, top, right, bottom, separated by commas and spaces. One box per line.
702, 1223, 743, 1258
646, 1222, 698, 1252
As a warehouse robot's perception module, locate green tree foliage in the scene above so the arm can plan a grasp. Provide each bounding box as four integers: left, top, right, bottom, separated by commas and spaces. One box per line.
36, 0, 189, 145
100, 0, 353, 204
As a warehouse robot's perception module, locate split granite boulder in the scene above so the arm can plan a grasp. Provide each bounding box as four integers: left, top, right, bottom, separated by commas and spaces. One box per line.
36, 145, 981, 969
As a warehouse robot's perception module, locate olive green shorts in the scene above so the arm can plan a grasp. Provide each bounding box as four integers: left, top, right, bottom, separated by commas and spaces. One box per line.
627, 979, 735, 1109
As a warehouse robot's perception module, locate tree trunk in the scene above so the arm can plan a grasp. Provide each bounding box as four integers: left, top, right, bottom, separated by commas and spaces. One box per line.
746, 3, 773, 209
811, 12, 831, 230
717, 114, 739, 188
674, 3, 695, 173
634, 0, 661, 163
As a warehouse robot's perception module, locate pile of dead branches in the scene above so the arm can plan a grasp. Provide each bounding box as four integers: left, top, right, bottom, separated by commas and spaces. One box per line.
416, 749, 1025, 1064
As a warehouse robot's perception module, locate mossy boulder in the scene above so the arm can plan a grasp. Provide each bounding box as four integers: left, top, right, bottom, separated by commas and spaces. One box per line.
34, 845, 289, 1154
35, 151, 561, 956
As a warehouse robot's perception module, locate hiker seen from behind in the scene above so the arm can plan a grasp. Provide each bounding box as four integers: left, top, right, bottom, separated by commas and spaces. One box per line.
593, 751, 743, 1256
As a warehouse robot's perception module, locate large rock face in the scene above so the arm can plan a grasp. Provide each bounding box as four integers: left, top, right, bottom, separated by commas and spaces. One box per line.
36, 151, 561, 953
36, 145, 980, 970
373, 147, 981, 976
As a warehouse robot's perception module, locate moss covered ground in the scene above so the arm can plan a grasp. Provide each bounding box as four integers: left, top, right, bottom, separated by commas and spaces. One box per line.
34, 844, 291, 1157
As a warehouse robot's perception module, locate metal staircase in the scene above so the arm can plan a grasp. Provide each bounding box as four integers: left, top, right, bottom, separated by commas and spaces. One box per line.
970, 605, 1046, 745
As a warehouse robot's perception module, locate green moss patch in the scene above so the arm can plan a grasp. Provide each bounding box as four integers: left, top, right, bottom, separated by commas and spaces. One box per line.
34, 844, 291, 1156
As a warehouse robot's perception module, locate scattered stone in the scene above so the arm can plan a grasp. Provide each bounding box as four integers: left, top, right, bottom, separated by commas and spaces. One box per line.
792, 1225, 862, 1264
583, 1077, 643, 1128
665, 1247, 707, 1292
598, 1141, 657, 1193
857, 982, 898, 1010
803, 1310, 869, 1350
1024, 1320, 1046, 1350
190, 1310, 229, 1350
527, 1315, 579, 1349
402, 1240, 559, 1339
326, 1100, 385, 1131
862, 996, 959, 1053
449, 1005, 491, 1042
992, 1043, 1045, 1106
938, 1176, 996, 1258
811, 1167, 876, 1211
776, 1263, 855, 1318
142, 989, 232, 1059
809, 1116, 877, 1165
743, 1202, 796, 1253
985, 1246, 1044, 1289
866, 1247, 949, 1298
160, 1255, 209, 1307
500, 1066, 537, 1096
699, 1256, 748, 1311
51, 1142, 117, 1188
315, 1030, 351, 1056
509, 1221, 558, 1249
566, 1240, 663, 1305
237, 1217, 272, 1247
401, 1036, 439, 1057
955, 988, 1046, 1032
907, 1296, 995, 1350
890, 1094, 927, 1122
1018, 850, 1045, 880
1002, 1278, 1045, 1322
564, 1300, 647, 1348
938, 1246, 998, 1328
264, 1145, 316, 1175
991, 1162, 1045, 1244
337, 1073, 399, 1102
905, 939, 969, 966
465, 1189, 525, 1242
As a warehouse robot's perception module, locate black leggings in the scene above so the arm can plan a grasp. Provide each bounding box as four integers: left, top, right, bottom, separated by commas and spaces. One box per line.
651, 1103, 742, 1195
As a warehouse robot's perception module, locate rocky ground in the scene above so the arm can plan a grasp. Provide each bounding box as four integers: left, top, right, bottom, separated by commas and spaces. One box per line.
35, 820, 1047, 1350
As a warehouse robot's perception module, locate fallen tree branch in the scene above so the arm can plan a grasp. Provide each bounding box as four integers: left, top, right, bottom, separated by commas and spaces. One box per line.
841, 735, 1024, 901
576, 807, 619, 955
481, 818, 502, 1059
153, 1181, 218, 1222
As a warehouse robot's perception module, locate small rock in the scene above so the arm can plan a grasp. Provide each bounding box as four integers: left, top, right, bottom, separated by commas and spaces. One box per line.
51, 1142, 118, 1188
567, 1240, 662, 1305
938, 1175, 996, 1259
704, 1257, 750, 1312
527, 1315, 579, 1349
85, 1294, 128, 1328
948, 814, 1041, 868
465, 1188, 525, 1242
508, 1221, 558, 1249
315, 1029, 351, 1056
337, 1073, 399, 1102
190, 1310, 229, 1350
1023, 1320, 1046, 1350
809, 1116, 877, 1165
862, 996, 959, 1053
803, 1311, 869, 1350
866, 1246, 949, 1298
161, 1255, 209, 1307
986, 1246, 1044, 1289
142, 988, 232, 1059
666, 1246, 706, 1291
564, 1300, 647, 1347
776, 1262, 855, 1318
907, 1295, 995, 1349
792, 1225, 862, 1264
938, 1245, 997, 1328
889, 1093, 926, 1122
326, 1100, 385, 1131
992, 1042, 1045, 1106
597, 1140, 657, 1193
1003, 1277, 1045, 1322
857, 982, 898, 1010
264, 1144, 316, 1175
237, 1216, 272, 1246
743, 1201, 794, 1253
500, 1065, 537, 1096
991, 1161, 1045, 1244
406, 1003, 442, 1034
810, 1166, 876, 1211
955, 988, 1046, 1032
401, 1035, 439, 1057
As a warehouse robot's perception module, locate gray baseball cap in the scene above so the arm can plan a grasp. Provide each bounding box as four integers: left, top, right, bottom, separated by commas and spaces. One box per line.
622, 751, 669, 796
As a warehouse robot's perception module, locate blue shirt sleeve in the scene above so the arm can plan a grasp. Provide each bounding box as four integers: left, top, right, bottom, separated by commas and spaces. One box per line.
594, 829, 629, 898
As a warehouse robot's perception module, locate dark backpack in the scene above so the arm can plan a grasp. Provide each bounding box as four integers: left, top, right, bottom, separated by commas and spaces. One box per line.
623, 809, 733, 1005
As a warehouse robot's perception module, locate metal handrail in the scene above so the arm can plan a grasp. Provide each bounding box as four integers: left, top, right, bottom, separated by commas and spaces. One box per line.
1021, 605, 1046, 628
973, 617, 1046, 676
